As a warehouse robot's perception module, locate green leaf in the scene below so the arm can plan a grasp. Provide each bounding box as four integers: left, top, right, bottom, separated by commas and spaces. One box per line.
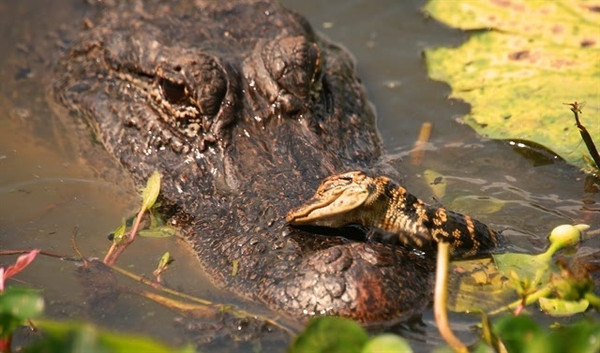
140, 171, 161, 212
361, 334, 413, 353
288, 317, 369, 353
494, 315, 552, 353
156, 252, 172, 271
424, 0, 600, 170
25, 319, 195, 353
111, 220, 127, 244
494, 315, 600, 353
493, 252, 553, 293
137, 225, 176, 238
538, 297, 589, 316
0, 287, 44, 337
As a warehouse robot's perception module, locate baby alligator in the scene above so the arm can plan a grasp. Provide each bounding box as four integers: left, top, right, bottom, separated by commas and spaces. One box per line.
287, 171, 501, 258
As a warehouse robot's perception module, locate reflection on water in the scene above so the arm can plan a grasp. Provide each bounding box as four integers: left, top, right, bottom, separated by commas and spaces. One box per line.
1, 0, 598, 351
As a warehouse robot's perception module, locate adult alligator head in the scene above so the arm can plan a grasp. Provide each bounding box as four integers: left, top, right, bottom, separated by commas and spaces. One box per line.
55, 0, 434, 324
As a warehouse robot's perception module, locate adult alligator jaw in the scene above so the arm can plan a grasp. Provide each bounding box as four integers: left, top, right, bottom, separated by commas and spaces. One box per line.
288, 171, 502, 258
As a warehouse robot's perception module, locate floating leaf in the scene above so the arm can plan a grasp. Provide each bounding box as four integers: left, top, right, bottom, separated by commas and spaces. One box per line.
361, 334, 413, 353
140, 171, 161, 212
448, 258, 515, 313
0, 287, 44, 337
448, 195, 505, 215
138, 225, 176, 238
289, 317, 369, 353
423, 169, 446, 199
538, 297, 589, 316
424, 0, 600, 170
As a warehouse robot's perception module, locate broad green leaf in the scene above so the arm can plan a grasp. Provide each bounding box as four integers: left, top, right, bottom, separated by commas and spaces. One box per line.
140, 171, 161, 212
361, 334, 413, 353
538, 297, 589, 316
0, 287, 44, 337
424, 0, 600, 170
26, 319, 195, 353
288, 317, 369, 353
493, 315, 552, 353
494, 315, 600, 353
493, 252, 553, 293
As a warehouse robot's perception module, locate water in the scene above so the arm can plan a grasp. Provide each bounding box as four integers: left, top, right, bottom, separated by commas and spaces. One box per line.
1, 0, 598, 351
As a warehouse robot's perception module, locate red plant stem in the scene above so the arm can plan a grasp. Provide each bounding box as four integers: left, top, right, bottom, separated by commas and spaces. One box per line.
104, 208, 145, 265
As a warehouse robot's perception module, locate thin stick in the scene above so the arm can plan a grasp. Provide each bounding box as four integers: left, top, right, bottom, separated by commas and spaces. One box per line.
0, 249, 78, 262
434, 241, 468, 352
567, 102, 600, 170
411, 122, 432, 166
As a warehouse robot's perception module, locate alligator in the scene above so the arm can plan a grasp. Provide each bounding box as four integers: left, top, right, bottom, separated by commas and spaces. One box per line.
54, 0, 500, 325
287, 171, 501, 258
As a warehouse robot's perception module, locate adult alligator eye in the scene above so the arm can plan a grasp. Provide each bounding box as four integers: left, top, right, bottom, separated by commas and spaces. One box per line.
159, 78, 188, 105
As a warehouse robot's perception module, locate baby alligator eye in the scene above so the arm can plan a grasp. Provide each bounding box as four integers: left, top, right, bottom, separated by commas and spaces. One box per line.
159, 78, 188, 105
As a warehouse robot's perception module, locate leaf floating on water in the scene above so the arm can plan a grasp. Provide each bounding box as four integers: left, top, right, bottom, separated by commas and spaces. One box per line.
423, 169, 446, 200
538, 297, 589, 316
449, 195, 505, 215
138, 225, 177, 238
140, 171, 161, 212
448, 258, 515, 313
424, 0, 600, 170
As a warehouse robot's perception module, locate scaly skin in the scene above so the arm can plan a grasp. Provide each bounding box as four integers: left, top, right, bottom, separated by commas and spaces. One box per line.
287, 171, 501, 258
54, 0, 434, 324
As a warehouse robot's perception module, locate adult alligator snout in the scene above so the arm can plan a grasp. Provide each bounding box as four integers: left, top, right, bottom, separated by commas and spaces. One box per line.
55, 0, 440, 324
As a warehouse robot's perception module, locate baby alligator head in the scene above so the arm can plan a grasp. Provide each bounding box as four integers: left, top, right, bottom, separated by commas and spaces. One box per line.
55, 0, 435, 325
288, 171, 502, 258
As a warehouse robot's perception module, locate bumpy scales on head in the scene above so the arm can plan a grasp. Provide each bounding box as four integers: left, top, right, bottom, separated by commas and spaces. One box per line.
287, 171, 501, 258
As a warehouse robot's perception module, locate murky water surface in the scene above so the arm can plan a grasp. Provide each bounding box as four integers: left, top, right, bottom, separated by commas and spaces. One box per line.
1, 0, 598, 351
